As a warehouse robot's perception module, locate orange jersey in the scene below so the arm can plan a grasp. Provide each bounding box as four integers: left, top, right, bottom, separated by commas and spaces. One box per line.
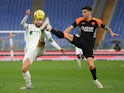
72, 17, 105, 39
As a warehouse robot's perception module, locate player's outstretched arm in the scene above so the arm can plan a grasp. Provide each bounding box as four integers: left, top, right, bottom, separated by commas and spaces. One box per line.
104, 26, 119, 37
21, 9, 30, 29
50, 39, 65, 53
46, 31, 65, 53
64, 25, 74, 33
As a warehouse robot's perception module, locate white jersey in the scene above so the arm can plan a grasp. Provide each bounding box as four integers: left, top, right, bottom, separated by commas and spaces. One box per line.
21, 16, 61, 50
21, 16, 63, 63
24, 24, 46, 49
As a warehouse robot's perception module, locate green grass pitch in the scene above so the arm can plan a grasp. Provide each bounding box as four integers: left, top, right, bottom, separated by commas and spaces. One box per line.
0, 60, 124, 93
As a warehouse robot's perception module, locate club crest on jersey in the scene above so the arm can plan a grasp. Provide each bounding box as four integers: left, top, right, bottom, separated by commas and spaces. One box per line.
91, 22, 95, 26
82, 22, 85, 25
29, 30, 41, 35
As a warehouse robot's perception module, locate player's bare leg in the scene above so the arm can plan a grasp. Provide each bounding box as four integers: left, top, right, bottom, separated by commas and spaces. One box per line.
50, 29, 74, 41
50, 29, 103, 88
86, 57, 103, 88
20, 59, 33, 90
45, 21, 103, 88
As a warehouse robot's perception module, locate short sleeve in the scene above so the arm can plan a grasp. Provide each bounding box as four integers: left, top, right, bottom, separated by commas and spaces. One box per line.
23, 23, 28, 30
101, 23, 105, 29
72, 17, 84, 28
72, 21, 77, 28
92, 18, 105, 28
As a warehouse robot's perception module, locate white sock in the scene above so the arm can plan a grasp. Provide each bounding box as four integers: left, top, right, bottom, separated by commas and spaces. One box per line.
77, 58, 81, 68
22, 70, 32, 87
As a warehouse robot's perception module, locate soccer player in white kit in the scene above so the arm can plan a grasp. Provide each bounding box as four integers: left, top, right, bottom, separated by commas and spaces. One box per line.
20, 9, 65, 90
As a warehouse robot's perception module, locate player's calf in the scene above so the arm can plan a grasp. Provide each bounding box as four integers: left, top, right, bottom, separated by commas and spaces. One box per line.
22, 59, 30, 73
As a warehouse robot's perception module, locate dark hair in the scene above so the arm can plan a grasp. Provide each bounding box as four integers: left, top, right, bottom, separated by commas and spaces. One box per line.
82, 6, 92, 11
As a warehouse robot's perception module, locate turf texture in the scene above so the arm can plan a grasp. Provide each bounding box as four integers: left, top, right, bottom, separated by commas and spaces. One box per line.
0, 60, 124, 93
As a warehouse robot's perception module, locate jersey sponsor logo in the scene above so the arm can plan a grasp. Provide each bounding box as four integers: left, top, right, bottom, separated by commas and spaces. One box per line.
81, 26, 94, 32
30, 31, 41, 35
91, 22, 95, 26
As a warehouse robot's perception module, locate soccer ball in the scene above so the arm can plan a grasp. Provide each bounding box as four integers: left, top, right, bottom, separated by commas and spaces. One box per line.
34, 10, 45, 20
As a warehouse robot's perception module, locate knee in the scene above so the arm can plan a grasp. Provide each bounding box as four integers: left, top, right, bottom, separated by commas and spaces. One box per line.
22, 67, 27, 73
22, 59, 30, 73
89, 65, 95, 70
64, 32, 73, 41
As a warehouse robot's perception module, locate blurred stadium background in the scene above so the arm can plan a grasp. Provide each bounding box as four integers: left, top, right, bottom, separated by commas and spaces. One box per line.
0, 0, 124, 60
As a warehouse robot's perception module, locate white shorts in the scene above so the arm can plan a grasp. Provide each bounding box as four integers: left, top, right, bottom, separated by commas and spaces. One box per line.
23, 46, 45, 64
75, 47, 83, 55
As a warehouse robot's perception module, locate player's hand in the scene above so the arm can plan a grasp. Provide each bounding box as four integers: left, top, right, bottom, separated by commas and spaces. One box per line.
111, 33, 119, 37
59, 48, 65, 53
26, 9, 30, 16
